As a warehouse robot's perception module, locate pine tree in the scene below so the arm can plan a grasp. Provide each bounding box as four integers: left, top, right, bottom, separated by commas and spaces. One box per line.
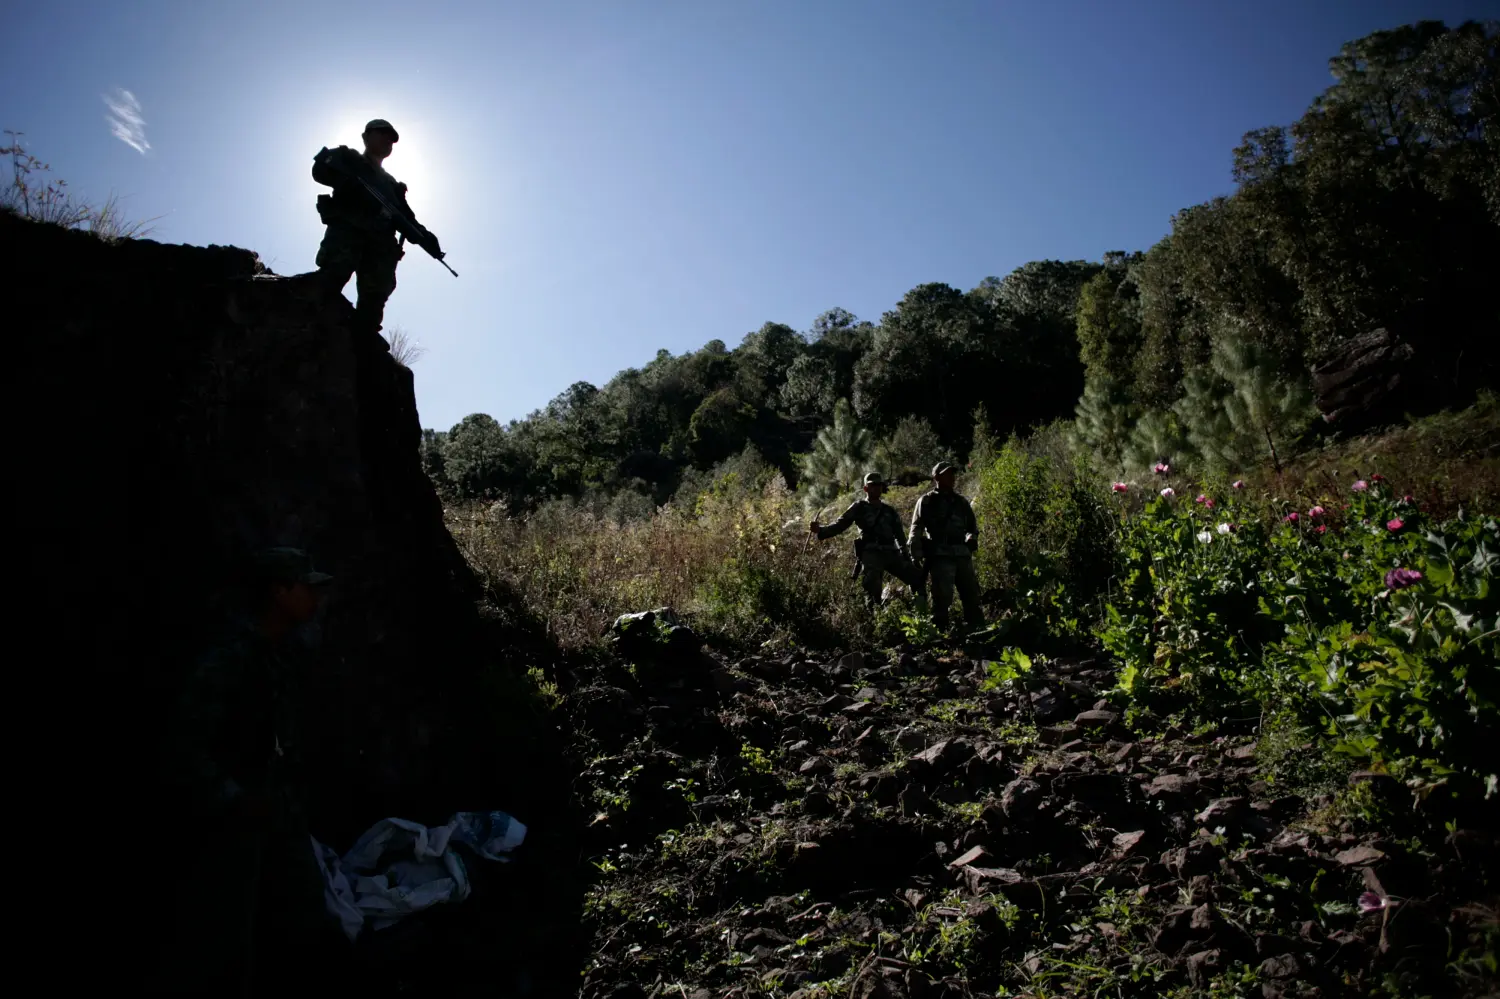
1123, 410, 1190, 476
1210, 336, 1316, 472
802, 398, 875, 511
1171, 369, 1239, 472
968, 404, 998, 473
1072, 375, 1139, 469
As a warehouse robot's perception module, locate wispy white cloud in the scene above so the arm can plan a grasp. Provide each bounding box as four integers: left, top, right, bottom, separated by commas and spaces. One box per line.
103, 88, 150, 154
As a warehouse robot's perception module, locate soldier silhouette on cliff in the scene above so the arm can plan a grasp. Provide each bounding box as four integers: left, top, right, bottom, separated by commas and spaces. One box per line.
312, 119, 442, 335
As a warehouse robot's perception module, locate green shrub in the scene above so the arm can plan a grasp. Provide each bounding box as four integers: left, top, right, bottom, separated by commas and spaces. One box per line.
972, 435, 1115, 615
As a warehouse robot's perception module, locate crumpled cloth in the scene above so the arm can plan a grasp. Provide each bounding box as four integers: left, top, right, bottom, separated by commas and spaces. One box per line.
312, 810, 526, 941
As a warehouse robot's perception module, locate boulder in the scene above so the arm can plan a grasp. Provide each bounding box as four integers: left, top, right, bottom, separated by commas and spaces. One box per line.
1311, 327, 1416, 429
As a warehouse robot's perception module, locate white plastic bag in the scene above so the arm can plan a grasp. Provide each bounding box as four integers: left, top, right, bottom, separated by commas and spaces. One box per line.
313, 810, 526, 940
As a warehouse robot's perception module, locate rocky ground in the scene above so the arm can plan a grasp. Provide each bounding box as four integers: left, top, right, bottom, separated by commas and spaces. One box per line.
551, 615, 1498, 998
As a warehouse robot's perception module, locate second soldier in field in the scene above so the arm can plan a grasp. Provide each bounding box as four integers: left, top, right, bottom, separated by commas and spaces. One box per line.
909, 461, 985, 632
809, 472, 927, 610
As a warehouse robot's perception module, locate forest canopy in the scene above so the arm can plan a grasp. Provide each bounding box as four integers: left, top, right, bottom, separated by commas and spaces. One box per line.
423, 20, 1499, 513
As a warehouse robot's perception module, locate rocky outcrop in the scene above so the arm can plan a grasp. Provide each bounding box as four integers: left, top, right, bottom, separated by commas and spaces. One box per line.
1311, 328, 1416, 430
10, 211, 567, 988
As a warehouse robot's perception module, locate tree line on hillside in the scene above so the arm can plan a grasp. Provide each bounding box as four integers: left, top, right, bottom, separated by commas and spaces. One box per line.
423, 20, 1499, 514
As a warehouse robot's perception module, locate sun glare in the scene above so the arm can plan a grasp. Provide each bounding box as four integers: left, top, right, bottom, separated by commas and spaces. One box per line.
303, 108, 444, 220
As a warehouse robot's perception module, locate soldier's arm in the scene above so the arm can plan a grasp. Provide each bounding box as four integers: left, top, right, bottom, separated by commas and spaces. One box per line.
167, 648, 249, 819
395, 182, 421, 225
889, 508, 912, 557
816, 503, 859, 540
907, 497, 927, 559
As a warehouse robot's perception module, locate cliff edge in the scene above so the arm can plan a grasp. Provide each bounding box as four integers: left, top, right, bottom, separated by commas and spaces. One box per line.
10, 211, 575, 990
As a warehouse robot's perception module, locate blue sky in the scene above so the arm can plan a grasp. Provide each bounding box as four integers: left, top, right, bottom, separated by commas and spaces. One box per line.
3, 0, 1492, 430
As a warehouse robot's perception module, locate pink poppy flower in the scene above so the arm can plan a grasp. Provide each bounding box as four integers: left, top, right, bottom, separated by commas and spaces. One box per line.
1195, 494, 1207, 504
1316, 525, 1327, 535
1309, 506, 1326, 518
1384, 568, 1422, 590
1284, 512, 1299, 523
1352, 480, 1369, 492
1371, 474, 1386, 483
1112, 482, 1128, 493
1203, 498, 1215, 509
1402, 494, 1414, 504
1387, 519, 1404, 531
1231, 480, 1244, 490
1160, 487, 1175, 499
1153, 463, 1170, 475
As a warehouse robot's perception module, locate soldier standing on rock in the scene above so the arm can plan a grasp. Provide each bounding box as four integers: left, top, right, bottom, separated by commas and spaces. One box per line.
810, 471, 927, 610
909, 461, 985, 632
312, 118, 441, 334
159, 548, 343, 996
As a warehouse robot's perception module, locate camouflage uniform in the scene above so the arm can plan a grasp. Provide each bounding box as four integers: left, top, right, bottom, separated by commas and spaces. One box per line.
818, 496, 926, 606
160, 555, 335, 995
909, 471, 984, 630
312, 136, 421, 333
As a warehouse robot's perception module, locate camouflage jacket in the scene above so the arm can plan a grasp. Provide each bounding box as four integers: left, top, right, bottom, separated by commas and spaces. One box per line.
312, 145, 420, 235
908, 489, 979, 559
167, 615, 305, 823
817, 499, 909, 552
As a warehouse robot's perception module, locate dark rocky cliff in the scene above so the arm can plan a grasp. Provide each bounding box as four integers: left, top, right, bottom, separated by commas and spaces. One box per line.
9, 211, 574, 989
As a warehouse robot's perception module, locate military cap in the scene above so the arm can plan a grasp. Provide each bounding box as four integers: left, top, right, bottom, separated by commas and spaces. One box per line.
931, 461, 958, 478
252, 547, 334, 586
862, 471, 887, 486
363, 119, 399, 141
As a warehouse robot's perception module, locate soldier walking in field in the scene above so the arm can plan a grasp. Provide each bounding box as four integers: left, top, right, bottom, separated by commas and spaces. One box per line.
312, 118, 448, 334
810, 471, 927, 609
909, 461, 985, 632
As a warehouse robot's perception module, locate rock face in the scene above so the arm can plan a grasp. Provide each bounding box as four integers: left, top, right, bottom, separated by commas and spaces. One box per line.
11, 212, 555, 985
1311, 328, 1417, 430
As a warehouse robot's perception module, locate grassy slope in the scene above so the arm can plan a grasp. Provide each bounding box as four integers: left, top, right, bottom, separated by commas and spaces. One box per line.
446, 401, 1499, 998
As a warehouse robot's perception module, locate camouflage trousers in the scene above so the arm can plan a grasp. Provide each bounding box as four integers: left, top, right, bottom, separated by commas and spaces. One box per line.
928, 555, 984, 630
859, 547, 927, 608
316, 223, 402, 333
156, 809, 337, 995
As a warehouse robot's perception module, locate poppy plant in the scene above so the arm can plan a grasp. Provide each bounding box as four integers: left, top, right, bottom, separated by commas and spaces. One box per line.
1387, 519, 1404, 531
1112, 482, 1128, 493
1384, 568, 1422, 590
